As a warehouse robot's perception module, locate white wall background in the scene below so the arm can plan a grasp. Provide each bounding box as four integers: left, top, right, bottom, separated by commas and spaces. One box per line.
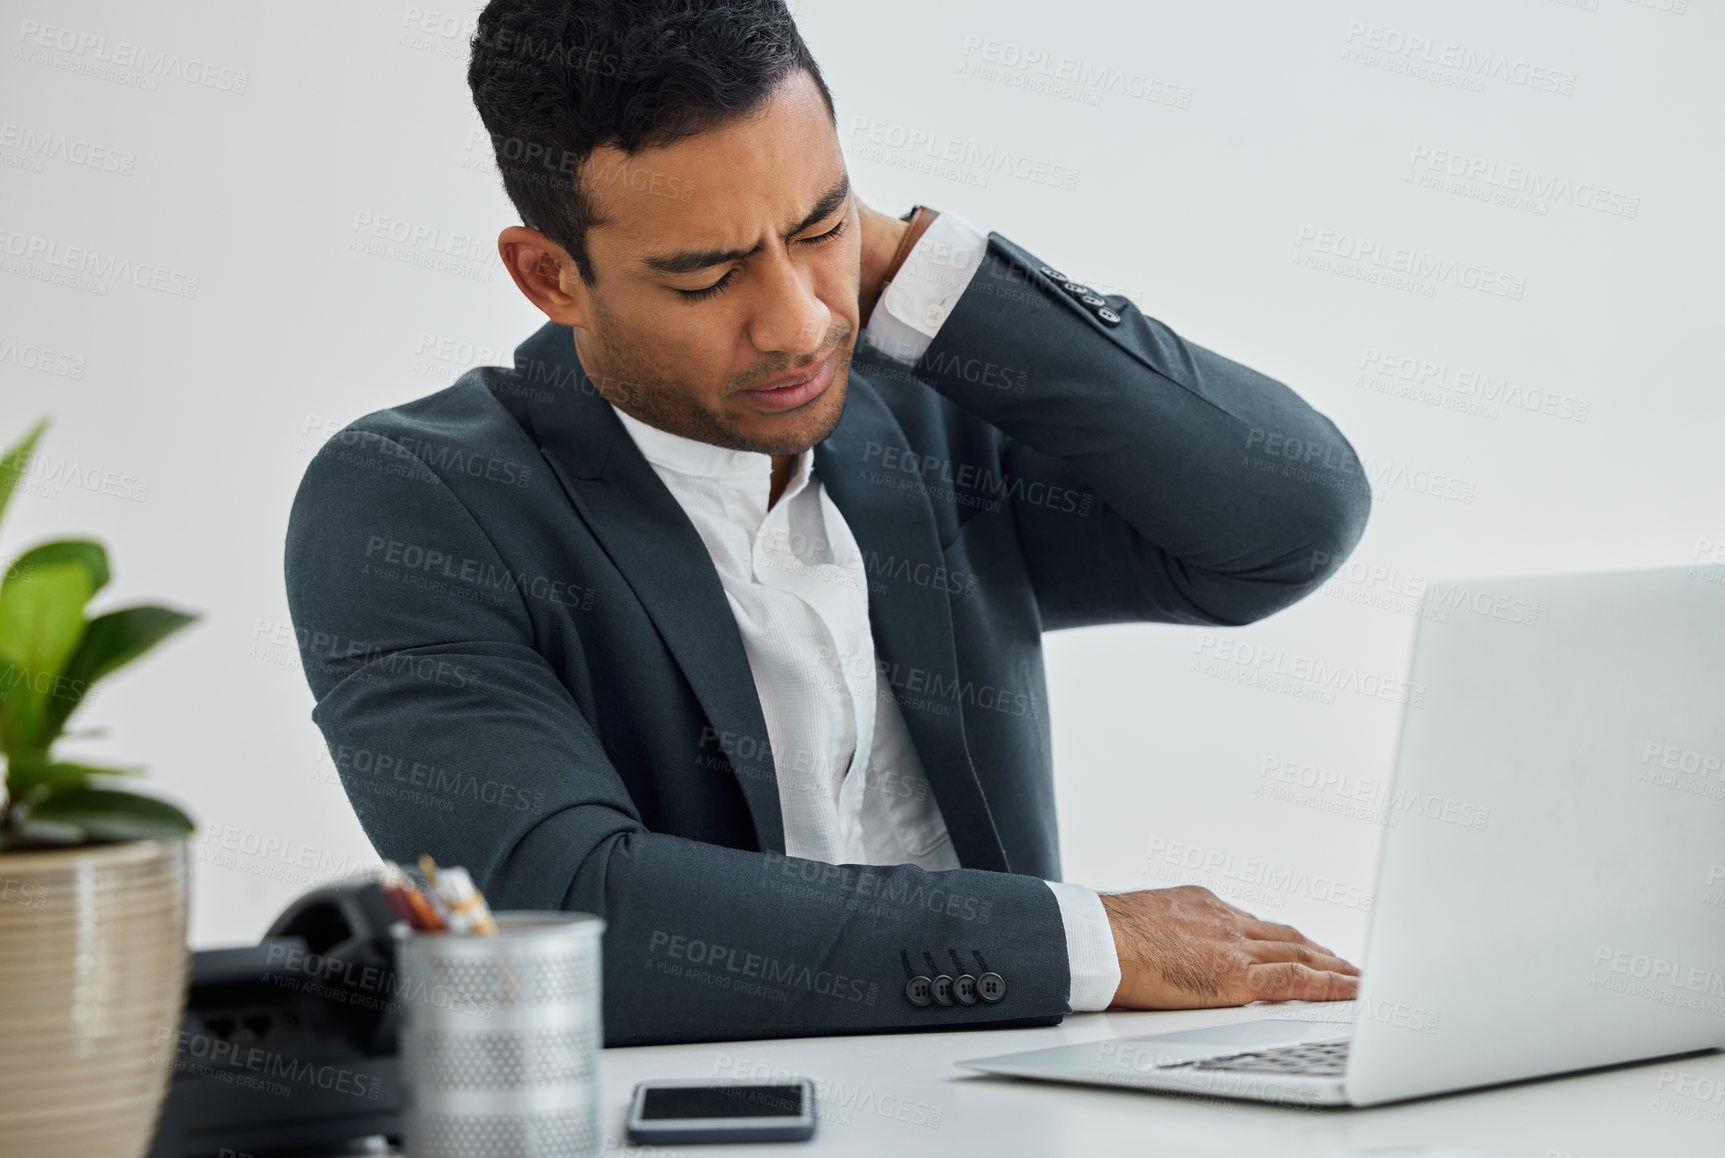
2, 0, 1718, 954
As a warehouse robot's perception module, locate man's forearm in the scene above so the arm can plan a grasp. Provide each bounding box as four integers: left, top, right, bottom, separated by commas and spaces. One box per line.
909, 228, 1372, 625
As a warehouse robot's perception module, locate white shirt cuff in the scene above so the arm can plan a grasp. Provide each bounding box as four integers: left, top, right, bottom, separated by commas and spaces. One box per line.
1043, 880, 1122, 1012
860, 209, 990, 365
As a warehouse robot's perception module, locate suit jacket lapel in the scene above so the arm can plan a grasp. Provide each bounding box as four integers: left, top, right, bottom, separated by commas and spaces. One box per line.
814, 370, 1011, 873
499, 326, 785, 853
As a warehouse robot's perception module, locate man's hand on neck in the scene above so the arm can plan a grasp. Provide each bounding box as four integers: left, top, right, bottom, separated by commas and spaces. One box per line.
761, 197, 935, 509
856, 197, 939, 326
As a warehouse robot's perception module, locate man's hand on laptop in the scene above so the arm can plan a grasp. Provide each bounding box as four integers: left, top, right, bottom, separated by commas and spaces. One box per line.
1100, 886, 1361, 1009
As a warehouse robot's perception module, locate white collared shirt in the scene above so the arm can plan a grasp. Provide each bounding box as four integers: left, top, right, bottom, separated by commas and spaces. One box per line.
607, 209, 1120, 1011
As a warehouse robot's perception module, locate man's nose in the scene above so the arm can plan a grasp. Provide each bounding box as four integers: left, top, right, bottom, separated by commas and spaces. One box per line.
747, 255, 831, 356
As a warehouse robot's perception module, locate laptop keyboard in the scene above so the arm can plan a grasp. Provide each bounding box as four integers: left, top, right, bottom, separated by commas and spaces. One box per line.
1167, 1038, 1351, 1077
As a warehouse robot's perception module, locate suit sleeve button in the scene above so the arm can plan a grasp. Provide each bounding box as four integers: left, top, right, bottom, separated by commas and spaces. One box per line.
1039, 266, 1067, 281
1096, 308, 1121, 325
905, 976, 934, 1007
977, 972, 1007, 1003
953, 974, 978, 1005
931, 975, 955, 1006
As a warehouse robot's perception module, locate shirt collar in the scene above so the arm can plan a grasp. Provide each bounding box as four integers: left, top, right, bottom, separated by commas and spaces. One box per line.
608, 399, 812, 492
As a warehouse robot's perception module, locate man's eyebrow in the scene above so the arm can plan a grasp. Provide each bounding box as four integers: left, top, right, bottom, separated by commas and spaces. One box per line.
639, 173, 851, 276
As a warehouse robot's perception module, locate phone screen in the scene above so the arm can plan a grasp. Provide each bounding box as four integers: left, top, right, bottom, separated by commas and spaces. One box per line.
639, 1084, 806, 1120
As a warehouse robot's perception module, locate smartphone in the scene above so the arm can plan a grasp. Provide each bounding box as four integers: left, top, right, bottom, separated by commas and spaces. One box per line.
625, 1077, 816, 1144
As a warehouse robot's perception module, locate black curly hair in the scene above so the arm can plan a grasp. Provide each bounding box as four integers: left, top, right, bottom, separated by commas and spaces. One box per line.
467, 0, 836, 288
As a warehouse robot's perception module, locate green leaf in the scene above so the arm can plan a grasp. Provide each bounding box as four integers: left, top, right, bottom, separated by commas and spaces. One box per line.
0, 545, 110, 750
1, 748, 50, 793
0, 418, 48, 533
5, 757, 141, 795
37, 605, 197, 740
27, 786, 193, 844
0, 816, 87, 849
2, 539, 111, 598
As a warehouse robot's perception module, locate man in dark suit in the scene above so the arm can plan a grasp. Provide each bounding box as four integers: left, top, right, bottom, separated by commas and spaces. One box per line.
285, 0, 1372, 1046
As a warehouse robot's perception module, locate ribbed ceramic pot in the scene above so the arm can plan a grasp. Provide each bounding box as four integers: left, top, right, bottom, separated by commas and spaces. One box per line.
0, 836, 190, 1158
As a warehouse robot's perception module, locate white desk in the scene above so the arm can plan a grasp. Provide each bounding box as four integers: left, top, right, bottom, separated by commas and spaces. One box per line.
590, 1004, 1723, 1156
353, 1002, 1725, 1156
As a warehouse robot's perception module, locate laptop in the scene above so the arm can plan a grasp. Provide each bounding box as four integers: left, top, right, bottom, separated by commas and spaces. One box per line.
961, 565, 1725, 1107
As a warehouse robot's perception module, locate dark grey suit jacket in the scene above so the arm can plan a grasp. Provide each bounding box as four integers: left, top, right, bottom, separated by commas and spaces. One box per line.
284, 230, 1370, 1046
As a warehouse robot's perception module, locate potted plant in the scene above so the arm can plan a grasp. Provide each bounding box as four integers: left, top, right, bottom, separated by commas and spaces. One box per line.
0, 418, 199, 1158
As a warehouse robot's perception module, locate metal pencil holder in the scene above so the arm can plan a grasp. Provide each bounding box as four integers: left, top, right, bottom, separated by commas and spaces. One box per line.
393, 911, 606, 1158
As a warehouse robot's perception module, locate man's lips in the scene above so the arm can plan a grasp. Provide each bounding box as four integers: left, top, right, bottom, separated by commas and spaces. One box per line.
738, 349, 837, 412
750, 350, 832, 393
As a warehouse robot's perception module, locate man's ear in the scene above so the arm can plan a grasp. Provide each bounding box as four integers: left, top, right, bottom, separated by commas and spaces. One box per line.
498, 226, 592, 328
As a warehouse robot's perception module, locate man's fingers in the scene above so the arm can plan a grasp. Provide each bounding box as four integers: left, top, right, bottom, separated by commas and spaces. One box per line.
1235, 917, 1337, 956
1241, 938, 1360, 977
1245, 962, 1360, 1003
